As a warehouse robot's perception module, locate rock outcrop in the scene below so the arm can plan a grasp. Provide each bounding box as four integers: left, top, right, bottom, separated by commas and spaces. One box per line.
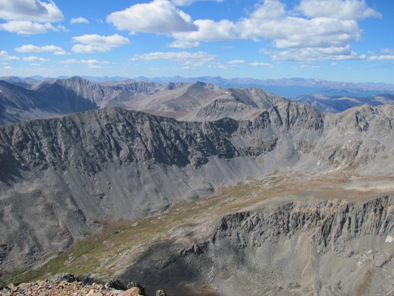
119, 196, 394, 296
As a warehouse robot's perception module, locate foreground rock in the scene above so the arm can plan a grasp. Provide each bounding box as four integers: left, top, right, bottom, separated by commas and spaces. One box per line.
0, 280, 116, 296
0, 276, 152, 296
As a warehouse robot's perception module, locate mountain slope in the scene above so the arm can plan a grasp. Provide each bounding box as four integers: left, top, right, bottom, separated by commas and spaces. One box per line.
0, 101, 393, 277
118, 194, 394, 296
0, 78, 100, 126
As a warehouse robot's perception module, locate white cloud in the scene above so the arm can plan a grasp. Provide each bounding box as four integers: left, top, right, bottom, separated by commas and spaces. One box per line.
107, 0, 197, 34
367, 55, 394, 62
260, 46, 363, 62
23, 56, 47, 61
380, 48, 394, 55
0, 0, 64, 35
71, 34, 130, 54
171, 0, 223, 6
15, 44, 67, 55
238, 2, 362, 48
207, 63, 226, 69
62, 58, 104, 68
249, 62, 272, 67
367, 48, 394, 61
300, 64, 321, 69
72, 45, 114, 54
132, 51, 215, 67
173, 19, 238, 43
56, 24, 68, 32
168, 40, 200, 48
0, 20, 59, 35
0, 0, 63, 22
70, 17, 89, 24
169, 0, 380, 62
227, 59, 245, 64
0, 50, 19, 60
296, 0, 381, 20
72, 34, 130, 46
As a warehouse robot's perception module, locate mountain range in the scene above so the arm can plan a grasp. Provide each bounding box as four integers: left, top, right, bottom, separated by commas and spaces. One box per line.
0, 76, 393, 295
1, 76, 394, 127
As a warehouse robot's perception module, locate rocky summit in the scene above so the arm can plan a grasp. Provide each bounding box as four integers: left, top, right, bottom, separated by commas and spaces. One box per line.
0, 78, 393, 295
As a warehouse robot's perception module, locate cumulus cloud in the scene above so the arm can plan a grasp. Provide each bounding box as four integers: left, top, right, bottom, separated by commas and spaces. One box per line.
367, 55, 394, 62
227, 60, 245, 64
70, 17, 89, 24
296, 0, 381, 20
132, 51, 215, 67
15, 44, 67, 55
62, 59, 104, 68
0, 20, 58, 35
0, 50, 19, 60
249, 62, 272, 67
300, 64, 321, 69
367, 48, 394, 62
0, 0, 63, 22
107, 0, 197, 34
71, 34, 130, 53
23, 56, 47, 61
169, 0, 380, 61
168, 40, 200, 48
0, 0, 63, 35
171, 0, 223, 6
173, 19, 237, 44
260, 46, 364, 62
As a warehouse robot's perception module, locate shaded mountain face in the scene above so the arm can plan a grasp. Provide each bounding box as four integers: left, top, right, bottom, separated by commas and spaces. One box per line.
0, 78, 99, 126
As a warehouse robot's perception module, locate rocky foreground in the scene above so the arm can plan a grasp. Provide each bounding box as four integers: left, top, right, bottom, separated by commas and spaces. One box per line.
0, 275, 164, 296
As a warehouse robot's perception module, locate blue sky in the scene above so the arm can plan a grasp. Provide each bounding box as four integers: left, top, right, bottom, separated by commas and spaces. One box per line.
0, 0, 393, 83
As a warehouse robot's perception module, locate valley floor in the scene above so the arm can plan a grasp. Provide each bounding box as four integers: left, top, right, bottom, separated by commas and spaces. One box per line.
2, 171, 394, 296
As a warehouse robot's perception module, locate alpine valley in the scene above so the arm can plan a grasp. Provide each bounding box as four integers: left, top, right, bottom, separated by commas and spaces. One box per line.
0, 77, 393, 296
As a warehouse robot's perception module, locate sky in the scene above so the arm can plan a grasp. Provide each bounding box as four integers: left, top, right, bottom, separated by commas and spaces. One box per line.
0, 0, 393, 83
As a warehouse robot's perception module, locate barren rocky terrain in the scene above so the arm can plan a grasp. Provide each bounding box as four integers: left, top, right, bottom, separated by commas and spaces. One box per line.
0, 77, 393, 295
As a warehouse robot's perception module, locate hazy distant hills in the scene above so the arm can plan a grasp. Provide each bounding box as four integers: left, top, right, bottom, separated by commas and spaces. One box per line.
0, 76, 285, 125
296, 93, 394, 113
1, 76, 394, 126
2, 74, 394, 97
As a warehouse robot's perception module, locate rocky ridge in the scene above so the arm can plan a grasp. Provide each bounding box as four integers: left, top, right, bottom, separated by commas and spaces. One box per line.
118, 194, 394, 295
0, 101, 393, 276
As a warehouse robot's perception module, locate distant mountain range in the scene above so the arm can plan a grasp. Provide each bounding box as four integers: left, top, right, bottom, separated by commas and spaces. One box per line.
2, 75, 394, 98
1, 76, 394, 126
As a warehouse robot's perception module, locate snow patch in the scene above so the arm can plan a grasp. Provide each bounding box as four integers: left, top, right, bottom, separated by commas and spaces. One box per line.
385, 235, 394, 243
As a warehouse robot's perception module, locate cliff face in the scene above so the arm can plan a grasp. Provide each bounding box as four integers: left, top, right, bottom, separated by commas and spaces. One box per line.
119, 196, 394, 296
